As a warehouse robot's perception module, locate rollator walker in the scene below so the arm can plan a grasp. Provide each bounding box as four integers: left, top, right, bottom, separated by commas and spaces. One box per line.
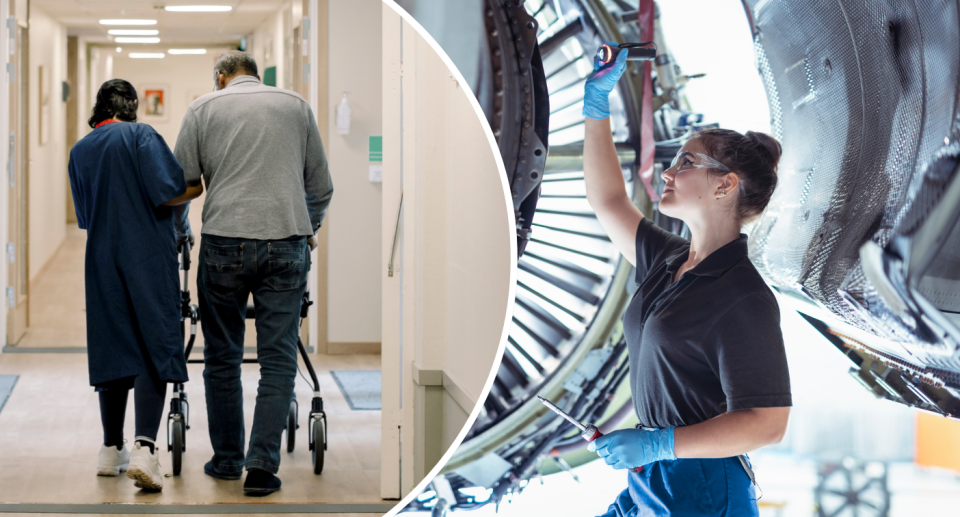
166, 242, 328, 476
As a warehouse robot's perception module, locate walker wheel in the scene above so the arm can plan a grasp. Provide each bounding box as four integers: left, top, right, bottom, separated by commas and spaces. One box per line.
312, 418, 325, 474
286, 401, 297, 453
171, 420, 184, 476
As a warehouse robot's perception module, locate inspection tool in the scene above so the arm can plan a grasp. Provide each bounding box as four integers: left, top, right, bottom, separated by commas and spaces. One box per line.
537, 395, 602, 441
596, 42, 656, 65
538, 395, 643, 473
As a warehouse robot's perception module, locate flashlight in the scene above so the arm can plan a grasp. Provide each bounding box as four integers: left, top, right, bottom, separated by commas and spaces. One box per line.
596, 42, 657, 65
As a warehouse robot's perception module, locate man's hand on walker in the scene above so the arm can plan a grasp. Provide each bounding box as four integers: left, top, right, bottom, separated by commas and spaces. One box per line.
589, 427, 676, 470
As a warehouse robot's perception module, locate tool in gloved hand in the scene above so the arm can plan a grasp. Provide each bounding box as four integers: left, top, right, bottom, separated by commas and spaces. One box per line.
590, 426, 676, 471
582, 44, 629, 120
537, 396, 603, 441
595, 41, 657, 65
537, 396, 643, 473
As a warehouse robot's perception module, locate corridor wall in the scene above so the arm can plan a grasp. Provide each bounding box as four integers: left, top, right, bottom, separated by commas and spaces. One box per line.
249, 2, 291, 90
325, 0, 382, 353
27, 6, 66, 282
381, 4, 512, 498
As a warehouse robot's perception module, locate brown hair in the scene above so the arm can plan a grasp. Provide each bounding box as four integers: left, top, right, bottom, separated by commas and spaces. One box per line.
693, 128, 781, 223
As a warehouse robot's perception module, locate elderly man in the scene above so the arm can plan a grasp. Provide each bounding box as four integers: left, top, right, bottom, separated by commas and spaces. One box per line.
174, 51, 333, 494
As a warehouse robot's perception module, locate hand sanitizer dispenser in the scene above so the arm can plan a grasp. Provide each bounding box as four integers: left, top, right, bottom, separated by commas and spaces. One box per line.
336, 92, 351, 135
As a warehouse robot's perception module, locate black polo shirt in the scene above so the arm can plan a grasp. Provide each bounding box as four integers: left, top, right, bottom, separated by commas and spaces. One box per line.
624, 218, 792, 428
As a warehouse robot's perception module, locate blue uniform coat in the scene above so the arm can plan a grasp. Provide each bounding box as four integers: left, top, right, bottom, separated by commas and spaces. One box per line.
68, 121, 188, 386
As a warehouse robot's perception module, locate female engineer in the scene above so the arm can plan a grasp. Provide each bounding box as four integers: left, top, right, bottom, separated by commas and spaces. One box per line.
582, 49, 792, 516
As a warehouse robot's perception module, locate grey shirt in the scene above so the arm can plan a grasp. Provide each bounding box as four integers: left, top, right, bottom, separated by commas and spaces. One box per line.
174, 75, 333, 239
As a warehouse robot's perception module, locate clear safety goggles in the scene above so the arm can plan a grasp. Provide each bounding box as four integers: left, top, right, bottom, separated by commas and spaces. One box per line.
669, 151, 731, 173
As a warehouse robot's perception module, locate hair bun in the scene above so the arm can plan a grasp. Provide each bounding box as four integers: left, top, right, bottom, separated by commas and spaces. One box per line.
745, 131, 782, 171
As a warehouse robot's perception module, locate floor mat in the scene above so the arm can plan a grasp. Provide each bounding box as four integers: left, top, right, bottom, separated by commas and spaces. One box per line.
330, 370, 381, 410
0, 375, 18, 414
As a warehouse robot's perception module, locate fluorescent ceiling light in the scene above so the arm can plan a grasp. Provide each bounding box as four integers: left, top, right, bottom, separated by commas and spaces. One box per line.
164, 5, 233, 12
129, 53, 165, 59
99, 19, 157, 25
115, 37, 161, 44
108, 29, 159, 36
168, 49, 207, 55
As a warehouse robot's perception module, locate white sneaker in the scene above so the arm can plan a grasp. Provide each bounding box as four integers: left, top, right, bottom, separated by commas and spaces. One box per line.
97, 442, 130, 476
126, 439, 163, 491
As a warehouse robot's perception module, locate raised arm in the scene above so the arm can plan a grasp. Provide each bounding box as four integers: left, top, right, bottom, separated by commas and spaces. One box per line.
582, 48, 643, 265
584, 118, 643, 266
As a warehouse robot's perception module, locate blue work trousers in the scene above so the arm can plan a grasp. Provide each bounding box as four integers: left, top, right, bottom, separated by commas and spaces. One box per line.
198, 234, 310, 475
598, 457, 758, 517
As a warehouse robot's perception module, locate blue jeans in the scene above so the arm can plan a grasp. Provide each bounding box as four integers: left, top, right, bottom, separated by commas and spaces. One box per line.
598, 457, 759, 517
198, 234, 310, 475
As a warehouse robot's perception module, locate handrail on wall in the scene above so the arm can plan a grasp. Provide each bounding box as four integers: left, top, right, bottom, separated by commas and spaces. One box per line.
387, 192, 403, 277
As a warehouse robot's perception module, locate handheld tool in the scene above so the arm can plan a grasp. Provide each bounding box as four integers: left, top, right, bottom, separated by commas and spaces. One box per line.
537, 396, 643, 473
596, 42, 656, 65
537, 396, 602, 442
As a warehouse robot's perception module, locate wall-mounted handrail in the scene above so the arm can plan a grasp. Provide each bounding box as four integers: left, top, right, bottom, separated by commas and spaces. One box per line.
387, 192, 403, 277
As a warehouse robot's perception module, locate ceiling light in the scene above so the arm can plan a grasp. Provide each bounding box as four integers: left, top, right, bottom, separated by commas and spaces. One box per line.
164, 5, 233, 12
114, 37, 161, 44
168, 49, 207, 55
99, 19, 157, 25
129, 53, 165, 59
108, 29, 159, 36
115, 47, 122, 53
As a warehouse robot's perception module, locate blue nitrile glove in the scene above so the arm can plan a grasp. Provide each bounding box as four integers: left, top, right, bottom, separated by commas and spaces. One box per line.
588, 427, 676, 470
582, 43, 629, 120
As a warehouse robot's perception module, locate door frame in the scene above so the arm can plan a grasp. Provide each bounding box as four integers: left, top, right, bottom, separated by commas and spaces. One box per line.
3, 0, 28, 347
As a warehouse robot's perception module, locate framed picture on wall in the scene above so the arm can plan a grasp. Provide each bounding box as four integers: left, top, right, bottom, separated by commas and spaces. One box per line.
138, 84, 170, 123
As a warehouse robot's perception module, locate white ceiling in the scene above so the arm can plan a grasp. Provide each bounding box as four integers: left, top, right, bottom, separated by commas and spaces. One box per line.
33, 0, 288, 45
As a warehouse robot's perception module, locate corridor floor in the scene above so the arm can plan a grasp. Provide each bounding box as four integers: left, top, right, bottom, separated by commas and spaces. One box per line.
0, 352, 386, 510
2, 208, 392, 513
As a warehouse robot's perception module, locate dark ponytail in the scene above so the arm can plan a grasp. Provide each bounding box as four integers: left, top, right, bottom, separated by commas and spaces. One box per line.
88, 79, 138, 128
693, 128, 781, 223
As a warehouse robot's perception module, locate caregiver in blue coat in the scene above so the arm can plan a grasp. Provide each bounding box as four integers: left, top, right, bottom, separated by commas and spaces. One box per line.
68, 79, 203, 491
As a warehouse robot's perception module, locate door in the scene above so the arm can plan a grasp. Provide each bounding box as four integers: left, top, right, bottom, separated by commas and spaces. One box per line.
6, 18, 28, 345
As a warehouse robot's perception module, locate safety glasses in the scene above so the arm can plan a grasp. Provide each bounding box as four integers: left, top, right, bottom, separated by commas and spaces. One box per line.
669, 151, 731, 173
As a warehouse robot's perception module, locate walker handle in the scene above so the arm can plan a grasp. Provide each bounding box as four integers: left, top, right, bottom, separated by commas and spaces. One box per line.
179, 240, 192, 271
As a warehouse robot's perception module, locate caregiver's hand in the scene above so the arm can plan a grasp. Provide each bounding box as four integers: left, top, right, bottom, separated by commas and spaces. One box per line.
582, 43, 629, 120
588, 427, 676, 470
177, 226, 195, 249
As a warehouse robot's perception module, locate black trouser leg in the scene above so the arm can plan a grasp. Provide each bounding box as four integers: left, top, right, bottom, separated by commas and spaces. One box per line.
133, 370, 167, 443
99, 388, 129, 447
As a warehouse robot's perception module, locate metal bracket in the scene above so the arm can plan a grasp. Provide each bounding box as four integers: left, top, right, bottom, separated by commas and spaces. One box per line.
6, 286, 14, 308
6, 243, 13, 264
